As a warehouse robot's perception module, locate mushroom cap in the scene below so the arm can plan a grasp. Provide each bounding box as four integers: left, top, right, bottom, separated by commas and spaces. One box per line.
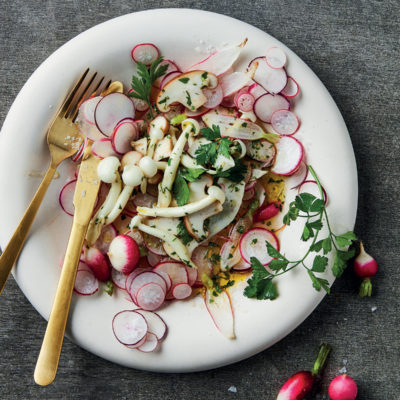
121, 150, 143, 169
139, 156, 158, 178
148, 115, 169, 140
97, 156, 121, 183
208, 186, 226, 204
122, 164, 144, 187
182, 118, 200, 135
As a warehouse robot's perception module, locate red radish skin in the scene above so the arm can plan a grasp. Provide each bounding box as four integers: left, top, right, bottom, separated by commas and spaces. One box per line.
71, 137, 87, 163
84, 247, 110, 282
131, 43, 160, 65
59, 179, 77, 216
185, 266, 198, 286
108, 235, 140, 274
271, 136, 304, 176
328, 375, 358, 400
74, 269, 99, 296
136, 282, 166, 311
253, 202, 281, 222
298, 180, 328, 204
353, 242, 378, 297
112, 310, 148, 346
281, 76, 300, 98
276, 344, 331, 400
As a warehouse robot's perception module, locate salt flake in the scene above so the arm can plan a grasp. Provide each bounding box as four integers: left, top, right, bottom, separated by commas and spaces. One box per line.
228, 386, 237, 393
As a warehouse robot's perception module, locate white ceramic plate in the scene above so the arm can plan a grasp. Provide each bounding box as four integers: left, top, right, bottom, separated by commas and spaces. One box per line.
0, 9, 357, 372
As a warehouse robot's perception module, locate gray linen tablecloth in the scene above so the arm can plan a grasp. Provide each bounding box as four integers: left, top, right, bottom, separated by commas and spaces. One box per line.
0, 1, 399, 399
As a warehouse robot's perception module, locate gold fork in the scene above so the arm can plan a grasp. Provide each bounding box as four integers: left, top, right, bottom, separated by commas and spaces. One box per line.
0, 69, 111, 295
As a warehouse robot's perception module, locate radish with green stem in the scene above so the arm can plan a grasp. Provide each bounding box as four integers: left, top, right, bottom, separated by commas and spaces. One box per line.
328, 374, 358, 400
353, 242, 378, 297
276, 343, 331, 400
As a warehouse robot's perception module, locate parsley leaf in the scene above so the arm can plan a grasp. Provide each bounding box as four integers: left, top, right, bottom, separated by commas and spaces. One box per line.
244, 257, 278, 300
335, 231, 358, 248
307, 270, 330, 293
312, 255, 329, 272
180, 168, 205, 182
195, 142, 218, 165
200, 125, 221, 140
172, 170, 190, 206
332, 248, 355, 277
129, 57, 169, 117
215, 159, 247, 183
177, 219, 193, 245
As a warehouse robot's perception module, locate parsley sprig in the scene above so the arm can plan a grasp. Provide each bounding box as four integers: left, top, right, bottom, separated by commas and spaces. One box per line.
244, 165, 358, 300
129, 57, 169, 118
172, 168, 206, 206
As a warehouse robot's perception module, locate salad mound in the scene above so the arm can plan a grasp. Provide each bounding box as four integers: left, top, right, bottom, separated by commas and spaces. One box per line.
60, 39, 346, 353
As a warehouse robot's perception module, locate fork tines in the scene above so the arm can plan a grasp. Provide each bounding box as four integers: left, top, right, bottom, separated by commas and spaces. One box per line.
62, 69, 112, 121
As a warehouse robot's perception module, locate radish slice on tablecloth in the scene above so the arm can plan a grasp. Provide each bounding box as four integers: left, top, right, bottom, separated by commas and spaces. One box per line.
135, 309, 167, 340
172, 283, 192, 299
74, 269, 99, 295
111, 268, 127, 290
59, 179, 76, 216
281, 76, 300, 98
270, 109, 300, 135
95, 93, 135, 137
111, 120, 139, 154
79, 96, 102, 125
271, 136, 303, 176
138, 332, 159, 352
131, 43, 160, 65
266, 47, 287, 69
112, 310, 148, 345
253, 93, 290, 123
92, 138, 119, 159
239, 227, 279, 265
249, 57, 287, 94
205, 290, 235, 339
136, 282, 166, 311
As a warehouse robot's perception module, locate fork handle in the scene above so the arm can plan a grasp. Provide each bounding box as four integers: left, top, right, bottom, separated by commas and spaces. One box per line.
34, 219, 87, 386
0, 163, 57, 295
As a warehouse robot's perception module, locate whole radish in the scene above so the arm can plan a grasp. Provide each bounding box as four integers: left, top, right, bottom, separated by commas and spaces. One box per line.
84, 247, 110, 282
328, 374, 358, 400
353, 242, 378, 297
276, 344, 331, 400
108, 234, 140, 274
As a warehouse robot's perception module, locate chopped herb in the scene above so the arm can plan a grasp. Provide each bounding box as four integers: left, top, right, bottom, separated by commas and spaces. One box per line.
210, 253, 221, 265
104, 281, 114, 296
185, 91, 192, 106
179, 77, 190, 84
177, 219, 193, 245
215, 159, 247, 182
251, 238, 258, 245
201, 71, 208, 80
129, 57, 169, 118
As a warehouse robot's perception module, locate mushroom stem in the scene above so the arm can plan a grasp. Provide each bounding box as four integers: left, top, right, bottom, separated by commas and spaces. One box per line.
129, 216, 197, 269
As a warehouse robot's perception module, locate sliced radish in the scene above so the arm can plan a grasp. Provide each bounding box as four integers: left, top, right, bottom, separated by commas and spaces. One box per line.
287, 160, 308, 189
239, 227, 279, 265
255, 182, 266, 208
243, 188, 255, 201
84, 247, 110, 282
235, 93, 255, 112
125, 335, 147, 349
281, 76, 299, 98
112, 310, 148, 345
151, 267, 172, 292
131, 43, 159, 65
271, 136, 303, 176
266, 47, 287, 69
249, 57, 287, 94
126, 229, 145, 247
129, 271, 167, 302
248, 82, 268, 99
153, 261, 188, 288
74, 269, 99, 295
59, 179, 76, 216
143, 233, 167, 256
220, 94, 236, 108
128, 93, 149, 112
111, 268, 127, 289
253, 202, 281, 222
111, 120, 138, 154
298, 180, 328, 204
71, 137, 87, 163
205, 290, 235, 339
147, 252, 163, 267
79, 96, 102, 125
271, 109, 300, 135
108, 234, 140, 274
185, 266, 198, 286
94, 224, 117, 254
253, 93, 290, 123
138, 332, 159, 352
220, 240, 241, 271
203, 85, 224, 109
246, 139, 276, 163
229, 215, 253, 244
154, 59, 181, 87
219, 72, 252, 98
172, 283, 192, 300
92, 138, 119, 159
191, 246, 213, 286
186, 40, 246, 75
136, 282, 165, 311
95, 93, 135, 137
126, 267, 152, 293
160, 71, 182, 89
232, 257, 251, 271
135, 309, 167, 340
77, 260, 91, 273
